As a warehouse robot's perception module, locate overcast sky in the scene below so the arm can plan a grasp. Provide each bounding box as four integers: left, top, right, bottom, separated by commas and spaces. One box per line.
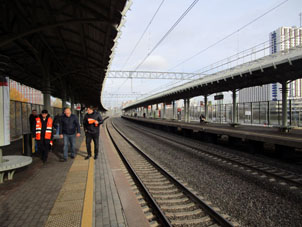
102, 0, 302, 108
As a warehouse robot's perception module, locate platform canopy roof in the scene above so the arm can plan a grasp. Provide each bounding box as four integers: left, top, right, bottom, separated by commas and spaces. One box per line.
0, 0, 130, 110
123, 46, 302, 111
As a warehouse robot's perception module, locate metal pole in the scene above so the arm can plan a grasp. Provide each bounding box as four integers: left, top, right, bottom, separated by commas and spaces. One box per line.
172, 101, 176, 120
61, 89, 67, 108
204, 95, 208, 120
289, 99, 292, 126
0, 148, 3, 163
237, 103, 239, 123
267, 101, 270, 126
250, 102, 253, 125
43, 77, 51, 114
183, 99, 187, 122
281, 81, 288, 127
259, 102, 261, 124
232, 90, 237, 123
187, 98, 190, 123
243, 103, 245, 123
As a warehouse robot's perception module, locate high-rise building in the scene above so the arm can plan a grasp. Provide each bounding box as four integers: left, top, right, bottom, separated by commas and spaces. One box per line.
239, 26, 302, 103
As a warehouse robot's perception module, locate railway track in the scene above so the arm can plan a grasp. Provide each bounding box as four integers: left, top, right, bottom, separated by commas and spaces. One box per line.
106, 119, 235, 227
121, 120, 302, 191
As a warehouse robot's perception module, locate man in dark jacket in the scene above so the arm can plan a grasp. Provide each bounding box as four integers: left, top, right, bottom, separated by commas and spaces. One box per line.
29, 109, 38, 154
59, 108, 81, 161
83, 106, 103, 160
32, 110, 53, 163
29, 109, 37, 131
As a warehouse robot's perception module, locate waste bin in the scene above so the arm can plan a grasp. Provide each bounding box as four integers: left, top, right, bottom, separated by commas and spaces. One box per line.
22, 133, 32, 156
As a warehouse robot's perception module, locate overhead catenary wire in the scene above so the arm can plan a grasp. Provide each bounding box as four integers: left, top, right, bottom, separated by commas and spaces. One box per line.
133, 0, 200, 71
114, 0, 166, 95
121, 0, 166, 70
168, 0, 289, 71
142, 0, 289, 98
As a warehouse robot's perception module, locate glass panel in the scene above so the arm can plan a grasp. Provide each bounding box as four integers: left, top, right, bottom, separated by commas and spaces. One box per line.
244, 103, 251, 124
238, 103, 245, 123
259, 102, 268, 125
291, 99, 302, 127
269, 101, 279, 125
252, 102, 260, 124
226, 104, 232, 123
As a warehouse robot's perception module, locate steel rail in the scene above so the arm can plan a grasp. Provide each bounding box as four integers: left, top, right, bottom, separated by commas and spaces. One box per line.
124, 121, 302, 189
105, 120, 172, 226
109, 119, 234, 227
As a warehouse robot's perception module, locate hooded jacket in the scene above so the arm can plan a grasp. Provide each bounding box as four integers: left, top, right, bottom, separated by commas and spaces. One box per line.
83, 111, 103, 134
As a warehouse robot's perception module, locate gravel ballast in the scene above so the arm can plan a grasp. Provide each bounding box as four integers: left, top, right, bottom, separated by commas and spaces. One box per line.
113, 118, 302, 227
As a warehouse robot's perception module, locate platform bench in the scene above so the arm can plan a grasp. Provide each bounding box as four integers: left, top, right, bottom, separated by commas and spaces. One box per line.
0, 156, 32, 183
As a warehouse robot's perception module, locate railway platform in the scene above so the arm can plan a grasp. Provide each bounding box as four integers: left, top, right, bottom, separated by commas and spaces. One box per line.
122, 116, 302, 150
0, 126, 149, 227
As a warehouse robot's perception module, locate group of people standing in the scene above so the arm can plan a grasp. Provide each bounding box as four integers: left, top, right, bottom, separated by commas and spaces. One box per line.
29, 106, 103, 163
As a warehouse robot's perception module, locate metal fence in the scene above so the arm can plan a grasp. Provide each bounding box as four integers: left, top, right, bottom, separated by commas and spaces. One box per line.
10, 100, 62, 140
159, 99, 302, 127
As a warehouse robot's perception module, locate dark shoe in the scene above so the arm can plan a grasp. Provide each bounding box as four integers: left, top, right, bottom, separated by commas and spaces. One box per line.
94, 155, 98, 160
60, 158, 67, 162
71, 155, 75, 159
85, 155, 91, 160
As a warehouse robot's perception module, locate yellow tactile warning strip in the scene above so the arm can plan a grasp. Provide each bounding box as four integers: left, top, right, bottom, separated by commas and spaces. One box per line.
45, 141, 94, 227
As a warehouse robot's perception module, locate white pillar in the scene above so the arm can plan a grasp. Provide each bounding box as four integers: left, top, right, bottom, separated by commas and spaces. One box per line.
162, 103, 166, 119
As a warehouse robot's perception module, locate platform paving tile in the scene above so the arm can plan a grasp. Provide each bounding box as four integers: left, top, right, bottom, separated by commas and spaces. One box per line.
94, 134, 128, 227
0, 151, 73, 227
45, 140, 89, 227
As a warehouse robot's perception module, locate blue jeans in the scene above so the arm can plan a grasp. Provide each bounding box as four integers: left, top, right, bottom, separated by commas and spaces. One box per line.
56, 124, 60, 135
63, 134, 76, 159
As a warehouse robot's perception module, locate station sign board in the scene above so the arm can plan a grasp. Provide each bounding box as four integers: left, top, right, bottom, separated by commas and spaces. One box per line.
0, 76, 10, 146
214, 94, 224, 100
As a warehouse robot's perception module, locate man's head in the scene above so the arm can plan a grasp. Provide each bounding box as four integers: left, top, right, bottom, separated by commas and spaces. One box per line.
32, 110, 37, 116
41, 109, 48, 118
64, 108, 71, 117
87, 106, 94, 114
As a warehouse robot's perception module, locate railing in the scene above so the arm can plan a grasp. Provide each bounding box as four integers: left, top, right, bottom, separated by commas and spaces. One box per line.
138, 34, 302, 99
138, 99, 302, 128
10, 100, 62, 140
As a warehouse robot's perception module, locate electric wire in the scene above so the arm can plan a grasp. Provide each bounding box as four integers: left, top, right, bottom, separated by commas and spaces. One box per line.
134, 0, 200, 71
141, 0, 289, 98
168, 0, 289, 71
121, 0, 166, 70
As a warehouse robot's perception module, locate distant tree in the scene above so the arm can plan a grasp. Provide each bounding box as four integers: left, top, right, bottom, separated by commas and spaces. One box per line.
10, 87, 29, 102
52, 98, 62, 108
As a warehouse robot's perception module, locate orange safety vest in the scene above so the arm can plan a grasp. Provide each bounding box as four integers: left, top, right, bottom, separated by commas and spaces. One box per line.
88, 118, 96, 124
35, 117, 53, 140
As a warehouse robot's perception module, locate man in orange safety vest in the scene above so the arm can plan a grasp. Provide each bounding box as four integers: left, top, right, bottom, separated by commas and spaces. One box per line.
32, 109, 53, 163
